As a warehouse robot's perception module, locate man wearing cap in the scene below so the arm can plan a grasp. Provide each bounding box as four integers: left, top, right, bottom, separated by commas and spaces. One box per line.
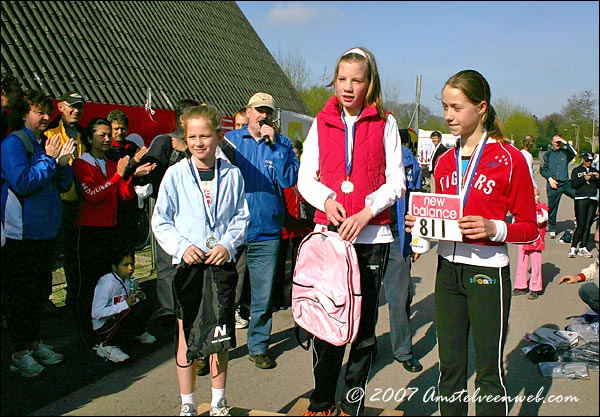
45, 91, 86, 313
540, 135, 576, 238
224, 92, 299, 369
568, 151, 599, 258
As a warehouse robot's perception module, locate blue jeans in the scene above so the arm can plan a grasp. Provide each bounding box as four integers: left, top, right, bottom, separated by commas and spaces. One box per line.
245, 239, 280, 355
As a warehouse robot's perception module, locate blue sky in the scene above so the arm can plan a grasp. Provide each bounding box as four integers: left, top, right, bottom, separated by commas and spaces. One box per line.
237, 1, 599, 118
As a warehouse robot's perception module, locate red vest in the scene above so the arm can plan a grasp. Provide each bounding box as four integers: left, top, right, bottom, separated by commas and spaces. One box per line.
314, 97, 390, 226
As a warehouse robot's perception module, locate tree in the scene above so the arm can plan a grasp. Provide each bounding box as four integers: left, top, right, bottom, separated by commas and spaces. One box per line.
299, 85, 331, 117
539, 115, 564, 147
561, 90, 597, 153
273, 48, 312, 92
503, 111, 540, 148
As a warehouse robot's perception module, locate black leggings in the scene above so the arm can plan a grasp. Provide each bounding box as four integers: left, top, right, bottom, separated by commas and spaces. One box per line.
572, 198, 597, 249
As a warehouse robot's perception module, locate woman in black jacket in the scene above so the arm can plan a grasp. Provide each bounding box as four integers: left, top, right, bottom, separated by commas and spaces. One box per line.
568, 152, 600, 258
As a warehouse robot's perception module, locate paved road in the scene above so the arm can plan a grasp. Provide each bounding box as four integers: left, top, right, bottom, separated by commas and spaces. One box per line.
16, 166, 600, 416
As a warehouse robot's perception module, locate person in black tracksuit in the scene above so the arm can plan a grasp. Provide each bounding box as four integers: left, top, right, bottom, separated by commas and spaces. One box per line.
540, 135, 576, 236
568, 152, 599, 257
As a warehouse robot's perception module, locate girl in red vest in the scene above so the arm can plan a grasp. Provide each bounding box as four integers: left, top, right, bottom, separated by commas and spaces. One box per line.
297, 47, 406, 416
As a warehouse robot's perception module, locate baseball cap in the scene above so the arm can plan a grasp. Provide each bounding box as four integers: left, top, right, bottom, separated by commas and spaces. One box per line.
582, 152, 594, 162
59, 91, 85, 105
246, 92, 275, 111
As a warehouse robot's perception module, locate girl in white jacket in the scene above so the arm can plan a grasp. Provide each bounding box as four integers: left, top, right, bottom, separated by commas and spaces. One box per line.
151, 104, 249, 417
91, 249, 155, 363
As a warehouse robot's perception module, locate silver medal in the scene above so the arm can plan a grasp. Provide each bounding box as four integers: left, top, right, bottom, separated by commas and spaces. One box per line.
206, 236, 218, 249
341, 180, 354, 194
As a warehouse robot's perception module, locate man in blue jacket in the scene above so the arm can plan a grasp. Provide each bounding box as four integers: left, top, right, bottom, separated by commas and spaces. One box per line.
540, 135, 576, 237
224, 92, 299, 369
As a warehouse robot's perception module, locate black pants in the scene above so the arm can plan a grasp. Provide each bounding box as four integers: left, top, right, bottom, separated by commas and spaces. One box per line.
308, 243, 388, 415
546, 181, 575, 233
435, 256, 511, 416
153, 241, 176, 318
273, 236, 303, 309
94, 297, 154, 346
76, 226, 118, 346
572, 197, 597, 250
234, 246, 251, 318
57, 200, 80, 310
1, 239, 55, 352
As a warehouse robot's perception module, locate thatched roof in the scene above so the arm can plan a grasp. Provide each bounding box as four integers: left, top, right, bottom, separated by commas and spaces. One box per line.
1, 1, 311, 117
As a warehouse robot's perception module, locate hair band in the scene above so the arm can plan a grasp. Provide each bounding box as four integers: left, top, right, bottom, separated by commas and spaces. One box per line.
343, 48, 367, 58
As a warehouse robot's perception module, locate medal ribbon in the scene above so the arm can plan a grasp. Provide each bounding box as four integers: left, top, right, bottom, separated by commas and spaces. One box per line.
456, 132, 488, 207
341, 108, 363, 182
188, 158, 220, 238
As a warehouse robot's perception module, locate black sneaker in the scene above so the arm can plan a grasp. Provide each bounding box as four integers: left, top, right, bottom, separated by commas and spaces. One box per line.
249, 353, 275, 369
527, 291, 540, 300
396, 357, 423, 373
512, 289, 528, 296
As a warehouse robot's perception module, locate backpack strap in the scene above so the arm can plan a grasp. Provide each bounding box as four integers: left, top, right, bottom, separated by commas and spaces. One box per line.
13, 129, 35, 158
294, 324, 311, 351
1, 130, 34, 229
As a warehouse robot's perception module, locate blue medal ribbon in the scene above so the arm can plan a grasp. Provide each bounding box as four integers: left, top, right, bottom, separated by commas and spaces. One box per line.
455, 132, 488, 207
188, 158, 220, 242
341, 108, 362, 187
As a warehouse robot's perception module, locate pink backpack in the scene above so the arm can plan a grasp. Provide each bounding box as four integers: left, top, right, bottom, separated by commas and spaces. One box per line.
292, 231, 362, 346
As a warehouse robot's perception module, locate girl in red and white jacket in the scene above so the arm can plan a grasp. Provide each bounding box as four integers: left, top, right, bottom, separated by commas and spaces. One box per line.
406, 69, 538, 416
72, 117, 135, 346
514, 189, 549, 300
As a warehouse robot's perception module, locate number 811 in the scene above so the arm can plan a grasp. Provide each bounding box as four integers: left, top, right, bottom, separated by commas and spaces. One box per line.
419, 218, 446, 239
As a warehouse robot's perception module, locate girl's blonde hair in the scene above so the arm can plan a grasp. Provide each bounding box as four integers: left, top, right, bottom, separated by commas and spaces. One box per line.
443, 70, 506, 142
328, 47, 386, 120
182, 104, 222, 136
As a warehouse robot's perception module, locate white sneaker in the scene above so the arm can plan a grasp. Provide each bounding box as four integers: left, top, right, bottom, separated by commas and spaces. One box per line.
210, 398, 231, 416
93, 343, 130, 363
568, 247, 577, 258
133, 331, 156, 344
578, 247, 593, 258
10, 351, 44, 377
549, 231, 556, 238
180, 403, 197, 416
32, 341, 64, 365
235, 309, 249, 329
